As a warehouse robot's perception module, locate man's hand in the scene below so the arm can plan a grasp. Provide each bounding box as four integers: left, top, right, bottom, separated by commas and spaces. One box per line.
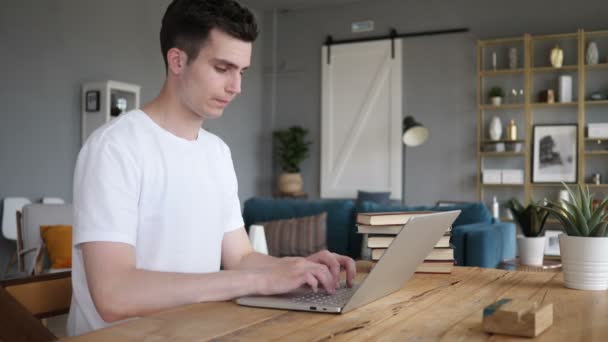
306, 250, 357, 288
254, 257, 338, 295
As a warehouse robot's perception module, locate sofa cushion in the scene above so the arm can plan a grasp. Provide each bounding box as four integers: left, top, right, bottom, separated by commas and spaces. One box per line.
355, 190, 391, 209
243, 198, 356, 256
259, 212, 327, 257
356, 201, 492, 227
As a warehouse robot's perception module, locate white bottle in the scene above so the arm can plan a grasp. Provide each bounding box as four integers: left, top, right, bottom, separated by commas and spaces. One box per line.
492, 196, 500, 220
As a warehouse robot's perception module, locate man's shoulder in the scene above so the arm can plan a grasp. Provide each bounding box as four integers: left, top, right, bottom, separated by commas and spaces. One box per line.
85, 110, 146, 148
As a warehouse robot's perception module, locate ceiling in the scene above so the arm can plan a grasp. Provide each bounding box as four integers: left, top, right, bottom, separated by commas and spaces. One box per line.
241, 0, 369, 10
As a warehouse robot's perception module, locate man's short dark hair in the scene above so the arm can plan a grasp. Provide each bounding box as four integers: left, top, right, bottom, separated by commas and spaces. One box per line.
160, 0, 258, 71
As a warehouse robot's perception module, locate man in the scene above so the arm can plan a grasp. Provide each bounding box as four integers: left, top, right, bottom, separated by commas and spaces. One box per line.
67, 0, 355, 336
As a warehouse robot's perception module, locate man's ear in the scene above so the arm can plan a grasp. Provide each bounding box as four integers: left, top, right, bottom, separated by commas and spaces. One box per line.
167, 48, 187, 75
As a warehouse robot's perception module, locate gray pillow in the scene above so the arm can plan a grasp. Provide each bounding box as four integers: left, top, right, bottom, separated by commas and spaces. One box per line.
356, 190, 391, 208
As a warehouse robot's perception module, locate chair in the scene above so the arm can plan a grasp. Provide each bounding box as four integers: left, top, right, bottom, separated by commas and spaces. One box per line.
19, 204, 73, 275
0, 271, 72, 341
2, 197, 32, 275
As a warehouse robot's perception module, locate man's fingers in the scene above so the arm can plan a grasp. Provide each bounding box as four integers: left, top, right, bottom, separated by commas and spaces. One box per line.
309, 264, 336, 294
337, 255, 357, 287
304, 273, 318, 293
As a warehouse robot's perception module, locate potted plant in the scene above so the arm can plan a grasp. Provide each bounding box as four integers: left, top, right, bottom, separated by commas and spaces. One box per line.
273, 126, 311, 194
489, 86, 505, 106
542, 184, 608, 290
507, 199, 550, 266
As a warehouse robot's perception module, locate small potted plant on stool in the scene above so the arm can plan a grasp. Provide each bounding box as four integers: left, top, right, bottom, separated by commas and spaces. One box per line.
507, 199, 550, 266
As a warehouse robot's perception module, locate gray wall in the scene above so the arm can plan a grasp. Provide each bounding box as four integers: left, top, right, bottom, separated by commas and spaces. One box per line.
0, 0, 270, 276
264, 0, 608, 205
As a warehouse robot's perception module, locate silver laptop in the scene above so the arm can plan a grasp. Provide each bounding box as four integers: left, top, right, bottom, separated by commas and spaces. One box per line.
236, 210, 460, 314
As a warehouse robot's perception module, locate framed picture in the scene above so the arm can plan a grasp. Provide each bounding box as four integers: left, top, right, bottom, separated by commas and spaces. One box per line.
544, 230, 562, 256
85, 90, 100, 112
532, 124, 577, 183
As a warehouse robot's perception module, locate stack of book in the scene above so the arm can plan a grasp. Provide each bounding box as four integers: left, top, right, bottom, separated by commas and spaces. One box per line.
357, 211, 455, 274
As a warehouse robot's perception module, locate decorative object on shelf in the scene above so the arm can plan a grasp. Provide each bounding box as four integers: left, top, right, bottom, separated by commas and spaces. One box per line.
401, 116, 429, 205
542, 183, 608, 290
489, 86, 504, 106
532, 124, 578, 183
507, 199, 550, 266
508, 47, 518, 69
85, 90, 100, 112
550, 45, 563, 68
492, 51, 497, 71
591, 173, 602, 185
506, 120, 517, 141
547, 89, 555, 104
589, 92, 606, 101
558, 75, 573, 103
489, 116, 503, 141
505, 141, 523, 152
492, 196, 500, 219
587, 123, 608, 139
273, 126, 311, 195
586, 41, 599, 65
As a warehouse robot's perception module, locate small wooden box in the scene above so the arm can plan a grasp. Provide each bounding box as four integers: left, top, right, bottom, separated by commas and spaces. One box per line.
483, 298, 553, 337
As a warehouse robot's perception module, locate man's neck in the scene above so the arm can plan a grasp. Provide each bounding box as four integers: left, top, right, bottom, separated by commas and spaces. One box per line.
142, 84, 203, 141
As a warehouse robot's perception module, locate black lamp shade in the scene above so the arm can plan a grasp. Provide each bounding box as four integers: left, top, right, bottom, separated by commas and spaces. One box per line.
402, 116, 429, 146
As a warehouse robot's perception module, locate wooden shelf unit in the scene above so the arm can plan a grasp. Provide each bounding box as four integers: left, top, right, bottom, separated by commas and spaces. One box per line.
477, 29, 608, 206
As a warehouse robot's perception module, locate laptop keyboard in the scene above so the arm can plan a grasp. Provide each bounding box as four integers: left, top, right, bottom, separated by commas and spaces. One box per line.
290, 284, 357, 306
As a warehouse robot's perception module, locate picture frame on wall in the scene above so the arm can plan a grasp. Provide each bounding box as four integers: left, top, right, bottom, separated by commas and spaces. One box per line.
85, 90, 100, 112
532, 124, 577, 183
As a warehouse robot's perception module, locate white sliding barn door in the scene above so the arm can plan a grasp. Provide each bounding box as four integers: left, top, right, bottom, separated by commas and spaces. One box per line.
321, 39, 402, 199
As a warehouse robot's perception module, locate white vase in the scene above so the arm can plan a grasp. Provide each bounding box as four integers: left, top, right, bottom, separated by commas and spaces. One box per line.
490, 96, 502, 106
586, 41, 599, 65
517, 235, 546, 266
489, 116, 503, 141
560, 235, 608, 291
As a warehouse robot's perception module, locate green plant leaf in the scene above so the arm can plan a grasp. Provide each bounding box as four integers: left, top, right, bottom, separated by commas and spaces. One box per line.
590, 222, 607, 237
543, 203, 582, 236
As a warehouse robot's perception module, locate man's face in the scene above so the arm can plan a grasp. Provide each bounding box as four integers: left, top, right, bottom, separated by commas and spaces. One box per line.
178, 28, 252, 120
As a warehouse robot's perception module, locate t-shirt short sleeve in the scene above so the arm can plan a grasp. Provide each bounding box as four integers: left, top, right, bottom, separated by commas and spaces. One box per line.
221, 142, 245, 233
72, 137, 140, 247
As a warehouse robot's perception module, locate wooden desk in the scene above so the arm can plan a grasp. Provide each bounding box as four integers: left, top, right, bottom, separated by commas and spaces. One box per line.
66, 267, 608, 341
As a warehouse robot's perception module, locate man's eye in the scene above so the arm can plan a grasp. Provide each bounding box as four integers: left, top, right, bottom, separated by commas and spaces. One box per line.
215, 66, 228, 73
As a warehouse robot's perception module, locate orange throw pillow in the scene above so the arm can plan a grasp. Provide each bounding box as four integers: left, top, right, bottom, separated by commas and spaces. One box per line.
40, 225, 72, 269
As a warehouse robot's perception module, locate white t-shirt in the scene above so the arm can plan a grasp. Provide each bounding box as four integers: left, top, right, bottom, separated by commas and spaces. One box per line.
67, 110, 244, 336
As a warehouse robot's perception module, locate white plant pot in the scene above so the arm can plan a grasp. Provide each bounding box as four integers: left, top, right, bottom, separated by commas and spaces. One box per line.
491, 96, 502, 106
517, 235, 546, 266
560, 235, 608, 291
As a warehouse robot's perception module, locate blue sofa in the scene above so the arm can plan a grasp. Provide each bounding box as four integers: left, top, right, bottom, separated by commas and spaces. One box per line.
242, 198, 515, 268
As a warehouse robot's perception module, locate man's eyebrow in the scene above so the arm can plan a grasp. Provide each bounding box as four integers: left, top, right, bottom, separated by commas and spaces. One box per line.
212, 58, 249, 71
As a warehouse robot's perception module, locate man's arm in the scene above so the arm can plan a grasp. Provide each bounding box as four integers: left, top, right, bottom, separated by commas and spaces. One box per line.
82, 230, 341, 322
82, 241, 260, 322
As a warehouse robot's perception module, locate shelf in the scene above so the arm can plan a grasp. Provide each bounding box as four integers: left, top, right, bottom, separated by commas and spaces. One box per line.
482, 183, 524, 187
585, 100, 608, 105
585, 63, 608, 70
481, 152, 524, 157
531, 102, 578, 108
479, 104, 524, 110
531, 183, 571, 187
482, 139, 525, 144
585, 138, 608, 143
480, 69, 525, 76
585, 151, 608, 155
531, 65, 578, 73
586, 184, 608, 188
